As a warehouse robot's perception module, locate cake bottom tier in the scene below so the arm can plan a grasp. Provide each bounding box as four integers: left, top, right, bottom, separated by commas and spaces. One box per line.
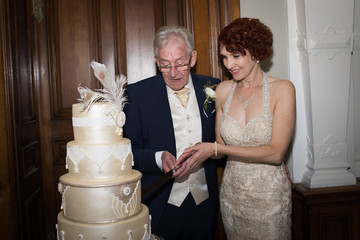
57, 204, 151, 240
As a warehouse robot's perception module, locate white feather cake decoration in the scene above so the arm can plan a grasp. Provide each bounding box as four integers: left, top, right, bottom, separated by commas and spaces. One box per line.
77, 61, 127, 135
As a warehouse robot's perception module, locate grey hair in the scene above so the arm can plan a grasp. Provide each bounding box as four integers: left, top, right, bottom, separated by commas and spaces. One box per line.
153, 25, 195, 59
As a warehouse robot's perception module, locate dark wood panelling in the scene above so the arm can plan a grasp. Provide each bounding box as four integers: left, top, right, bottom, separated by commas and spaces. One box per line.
124, 0, 156, 83
219, 0, 241, 28
52, 138, 70, 165
164, 0, 180, 25
15, 0, 36, 124
209, 0, 221, 78
0, 0, 15, 235
320, 215, 350, 239
292, 181, 360, 240
52, 138, 69, 219
1, 0, 241, 239
24, 188, 45, 240
192, 0, 212, 76
21, 141, 40, 176
98, 0, 116, 76
113, 0, 127, 76
154, 0, 181, 32
48, 0, 98, 118
4, 0, 46, 239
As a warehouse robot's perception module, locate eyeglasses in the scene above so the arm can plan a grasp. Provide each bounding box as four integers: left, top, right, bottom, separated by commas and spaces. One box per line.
158, 58, 191, 73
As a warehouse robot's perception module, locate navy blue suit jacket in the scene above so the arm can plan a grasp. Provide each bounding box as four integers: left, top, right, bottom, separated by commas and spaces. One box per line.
123, 73, 220, 231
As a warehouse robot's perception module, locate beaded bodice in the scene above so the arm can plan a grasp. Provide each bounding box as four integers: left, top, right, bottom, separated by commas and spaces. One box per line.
220, 74, 273, 148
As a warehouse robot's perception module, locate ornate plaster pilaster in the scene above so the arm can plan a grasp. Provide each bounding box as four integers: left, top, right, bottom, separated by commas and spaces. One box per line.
303, 135, 355, 187
299, 13, 357, 187
353, 12, 360, 177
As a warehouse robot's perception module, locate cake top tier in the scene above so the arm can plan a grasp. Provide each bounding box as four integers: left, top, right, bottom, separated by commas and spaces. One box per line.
72, 102, 126, 143
76, 61, 127, 131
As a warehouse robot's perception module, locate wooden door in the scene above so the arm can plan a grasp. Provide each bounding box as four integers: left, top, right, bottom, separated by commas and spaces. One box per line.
0, 0, 239, 239
0, 0, 46, 239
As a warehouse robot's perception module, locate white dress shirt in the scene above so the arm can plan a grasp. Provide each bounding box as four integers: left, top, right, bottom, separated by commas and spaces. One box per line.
156, 76, 209, 207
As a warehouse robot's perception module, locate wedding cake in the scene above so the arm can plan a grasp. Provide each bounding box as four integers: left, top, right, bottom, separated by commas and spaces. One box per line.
56, 62, 151, 240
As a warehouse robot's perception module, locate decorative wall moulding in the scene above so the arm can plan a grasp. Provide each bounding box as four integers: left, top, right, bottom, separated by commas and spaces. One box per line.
297, 30, 308, 61
356, 159, 360, 177
305, 134, 314, 164
354, 32, 360, 53
319, 146, 343, 161
318, 135, 347, 163
302, 138, 356, 188
307, 26, 352, 50
300, 26, 353, 60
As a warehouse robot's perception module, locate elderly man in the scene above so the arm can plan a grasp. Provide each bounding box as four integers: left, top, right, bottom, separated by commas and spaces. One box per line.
123, 25, 220, 240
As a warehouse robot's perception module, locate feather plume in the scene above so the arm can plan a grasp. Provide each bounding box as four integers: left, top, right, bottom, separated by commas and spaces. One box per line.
77, 61, 128, 128
77, 85, 102, 111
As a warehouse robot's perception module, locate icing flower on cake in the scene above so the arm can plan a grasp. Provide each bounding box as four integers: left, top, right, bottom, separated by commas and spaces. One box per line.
122, 186, 131, 196
203, 80, 217, 117
77, 61, 127, 134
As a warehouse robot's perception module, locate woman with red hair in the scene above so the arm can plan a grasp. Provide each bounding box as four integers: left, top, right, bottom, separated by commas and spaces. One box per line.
178, 18, 295, 239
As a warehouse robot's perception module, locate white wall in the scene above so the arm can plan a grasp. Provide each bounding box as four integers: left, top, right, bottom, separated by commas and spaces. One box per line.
240, 0, 301, 180
240, 0, 289, 80
240, 0, 359, 185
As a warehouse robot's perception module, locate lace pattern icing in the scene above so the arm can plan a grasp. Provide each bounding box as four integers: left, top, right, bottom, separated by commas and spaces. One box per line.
110, 180, 140, 218
66, 142, 132, 174
58, 223, 149, 240
73, 116, 115, 127
127, 224, 150, 240
60, 185, 69, 215
219, 74, 292, 239
59, 180, 140, 222
142, 224, 150, 240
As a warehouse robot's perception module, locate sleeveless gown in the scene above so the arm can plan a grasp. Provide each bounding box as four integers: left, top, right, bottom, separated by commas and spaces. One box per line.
219, 75, 292, 240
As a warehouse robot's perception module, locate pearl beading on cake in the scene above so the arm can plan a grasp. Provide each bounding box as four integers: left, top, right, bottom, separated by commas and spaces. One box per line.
143, 224, 151, 240
128, 230, 133, 240
59, 230, 65, 240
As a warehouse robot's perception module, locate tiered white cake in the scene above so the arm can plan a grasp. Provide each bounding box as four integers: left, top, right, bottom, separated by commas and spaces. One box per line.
57, 102, 151, 240
56, 62, 151, 240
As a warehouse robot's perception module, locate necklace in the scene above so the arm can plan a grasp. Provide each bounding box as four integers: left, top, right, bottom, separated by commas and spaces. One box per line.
239, 76, 264, 110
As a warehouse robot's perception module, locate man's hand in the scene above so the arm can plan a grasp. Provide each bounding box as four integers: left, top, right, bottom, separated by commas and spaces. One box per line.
161, 151, 177, 173
172, 151, 192, 178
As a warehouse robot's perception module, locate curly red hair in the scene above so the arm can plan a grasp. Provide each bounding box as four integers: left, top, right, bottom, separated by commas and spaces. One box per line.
218, 18, 273, 62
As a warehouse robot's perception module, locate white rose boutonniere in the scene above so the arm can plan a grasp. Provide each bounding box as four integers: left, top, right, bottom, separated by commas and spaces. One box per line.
203, 80, 217, 117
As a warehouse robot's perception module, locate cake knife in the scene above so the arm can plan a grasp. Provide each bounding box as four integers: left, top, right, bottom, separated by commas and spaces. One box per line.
141, 165, 181, 198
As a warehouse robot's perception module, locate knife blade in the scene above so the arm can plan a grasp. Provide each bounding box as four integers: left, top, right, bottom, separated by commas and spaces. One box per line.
141, 165, 181, 198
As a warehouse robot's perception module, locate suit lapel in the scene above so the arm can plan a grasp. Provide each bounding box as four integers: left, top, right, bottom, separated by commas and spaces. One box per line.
153, 75, 177, 154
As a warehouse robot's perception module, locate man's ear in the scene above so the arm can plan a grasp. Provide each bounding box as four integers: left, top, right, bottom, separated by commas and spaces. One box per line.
190, 50, 197, 67
154, 57, 159, 67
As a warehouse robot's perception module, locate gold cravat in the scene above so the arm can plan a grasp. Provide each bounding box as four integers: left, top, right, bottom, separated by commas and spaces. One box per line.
173, 87, 190, 109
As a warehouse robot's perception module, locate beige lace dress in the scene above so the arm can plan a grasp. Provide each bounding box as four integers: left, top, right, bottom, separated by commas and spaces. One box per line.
219, 75, 292, 240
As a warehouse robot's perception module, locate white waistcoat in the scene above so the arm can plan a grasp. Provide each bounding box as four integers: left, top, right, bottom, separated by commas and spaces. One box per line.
166, 81, 209, 207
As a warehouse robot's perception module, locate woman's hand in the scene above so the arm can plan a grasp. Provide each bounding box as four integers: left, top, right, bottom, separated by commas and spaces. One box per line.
177, 143, 215, 171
